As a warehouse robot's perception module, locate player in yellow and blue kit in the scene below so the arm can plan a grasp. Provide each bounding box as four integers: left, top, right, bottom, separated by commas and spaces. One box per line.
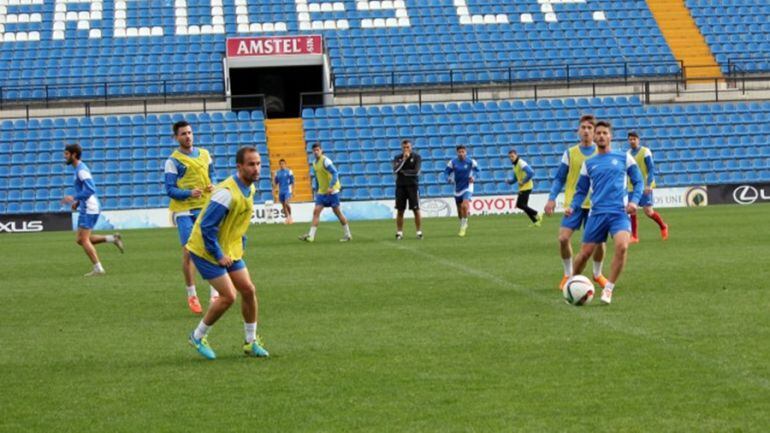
626, 131, 668, 242
444, 145, 480, 237
568, 121, 643, 305
187, 147, 269, 360
60, 144, 124, 277
273, 159, 295, 224
506, 149, 542, 227
299, 143, 352, 242
544, 115, 608, 290
164, 120, 218, 314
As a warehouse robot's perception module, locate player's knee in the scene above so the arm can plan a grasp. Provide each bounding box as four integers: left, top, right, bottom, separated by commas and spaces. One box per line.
558, 234, 570, 246
616, 242, 629, 257
241, 284, 256, 299
643, 207, 654, 217
219, 292, 236, 306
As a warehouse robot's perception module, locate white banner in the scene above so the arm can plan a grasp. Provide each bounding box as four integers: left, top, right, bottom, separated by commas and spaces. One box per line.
72, 186, 703, 230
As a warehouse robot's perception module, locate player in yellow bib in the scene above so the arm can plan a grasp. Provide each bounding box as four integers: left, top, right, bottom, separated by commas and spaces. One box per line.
626, 131, 668, 242
506, 149, 542, 227
164, 120, 219, 314
299, 143, 352, 242
186, 146, 269, 360
544, 115, 608, 290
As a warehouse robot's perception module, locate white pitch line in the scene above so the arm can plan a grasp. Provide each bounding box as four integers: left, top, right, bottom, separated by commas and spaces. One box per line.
376, 237, 770, 392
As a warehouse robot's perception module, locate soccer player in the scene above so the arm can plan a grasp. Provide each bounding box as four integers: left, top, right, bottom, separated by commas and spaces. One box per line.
567, 120, 643, 304
393, 139, 423, 240
444, 145, 479, 237
626, 131, 669, 242
187, 146, 269, 360
164, 120, 219, 314
544, 115, 608, 290
299, 143, 352, 242
60, 144, 124, 276
273, 159, 295, 224
506, 149, 542, 227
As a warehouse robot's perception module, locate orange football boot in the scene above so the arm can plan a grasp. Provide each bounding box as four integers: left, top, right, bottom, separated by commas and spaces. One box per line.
661, 225, 669, 240
593, 274, 609, 289
559, 275, 569, 290
187, 296, 203, 314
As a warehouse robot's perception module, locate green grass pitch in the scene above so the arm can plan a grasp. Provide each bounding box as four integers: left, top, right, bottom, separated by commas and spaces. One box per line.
1, 204, 769, 432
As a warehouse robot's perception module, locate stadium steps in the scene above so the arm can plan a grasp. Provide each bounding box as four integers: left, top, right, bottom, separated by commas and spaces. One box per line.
646, 0, 723, 83
264, 118, 313, 203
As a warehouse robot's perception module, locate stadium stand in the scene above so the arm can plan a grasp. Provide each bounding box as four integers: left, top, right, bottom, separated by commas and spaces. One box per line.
0, 0, 680, 101
0, 111, 270, 214
686, 0, 770, 73
3, 96, 770, 214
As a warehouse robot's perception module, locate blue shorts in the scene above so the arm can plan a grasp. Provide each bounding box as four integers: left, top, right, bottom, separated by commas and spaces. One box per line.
454, 191, 472, 204
561, 207, 589, 230
583, 212, 632, 244
175, 209, 201, 246
631, 191, 654, 208
77, 213, 99, 230
315, 193, 340, 208
279, 191, 292, 203
189, 251, 247, 280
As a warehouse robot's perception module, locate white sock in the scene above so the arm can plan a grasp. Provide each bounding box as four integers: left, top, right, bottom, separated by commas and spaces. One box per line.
244, 322, 257, 343
193, 321, 210, 340
308, 226, 317, 238
461, 218, 468, 227
209, 286, 219, 298
416, 230, 422, 236
396, 231, 403, 236
343, 224, 351, 237
605, 282, 615, 292
94, 262, 104, 272
186, 285, 197, 297
593, 261, 603, 278
105, 235, 115, 243
562, 258, 572, 276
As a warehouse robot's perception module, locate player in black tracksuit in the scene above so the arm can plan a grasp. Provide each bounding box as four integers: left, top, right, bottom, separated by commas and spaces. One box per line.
393, 139, 423, 240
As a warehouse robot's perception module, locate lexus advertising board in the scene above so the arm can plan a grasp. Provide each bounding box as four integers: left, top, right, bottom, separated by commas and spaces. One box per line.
0, 213, 72, 233
707, 183, 770, 205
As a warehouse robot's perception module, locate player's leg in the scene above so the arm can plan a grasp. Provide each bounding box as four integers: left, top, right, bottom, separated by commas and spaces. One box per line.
585, 208, 609, 288
395, 186, 406, 239
300, 204, 324, 242
516, 190, 540, 225
459, 198, 470, 236
177, 215, 204, 313
643, 203, 668, 240
284, 198, 293, 224
77, 227, 105, 276
557, 226, 574, 288
575, 213, 610, 288
572, 242, 598, 275
332, 204, 352, 242
229, 266, 269, 357
189, 271, 236, 360
602, 216, 633, 305
411, 187, 423, 239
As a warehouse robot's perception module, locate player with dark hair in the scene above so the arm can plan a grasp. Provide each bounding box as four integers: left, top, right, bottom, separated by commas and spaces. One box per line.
299, 143, 352, 242
568, 121, 643, 305
444, 145, 480, 237
60, 143, 124, 276
393, 139, 423, 240
165, 120, 218, 314
273, 159, 295, 224
507, 149, 542, 227
626, 131, 668, 242
187, 146, 269, 360
544, 115, 608, 290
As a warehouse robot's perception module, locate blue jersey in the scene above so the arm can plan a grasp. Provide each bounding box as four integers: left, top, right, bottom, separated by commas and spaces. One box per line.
571, 151, 643, 214
73, 162, 100, 214
444, 157, 480, 196
274, 168, 295, 194
164, 148, 216, 200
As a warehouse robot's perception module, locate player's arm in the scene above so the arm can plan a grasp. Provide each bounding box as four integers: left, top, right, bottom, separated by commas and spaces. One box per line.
309, 165, 318, 192
567, 162, 590, 216
207, 157, 216, 192
74, 170, 97, 201
644, 150, 655, 191
199, 189, 232, 265
443, 160, 454, 182
324, 158, 339, 192
164, 159, 195, 200
288, 170, 295, 193
627, 155, 644, 209
470, 158, 480, 182
548, 152, 569, 201
520, 161, 534, 185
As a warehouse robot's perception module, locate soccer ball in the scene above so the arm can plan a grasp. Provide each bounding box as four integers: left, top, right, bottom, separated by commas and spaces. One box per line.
563, 275, 595, 306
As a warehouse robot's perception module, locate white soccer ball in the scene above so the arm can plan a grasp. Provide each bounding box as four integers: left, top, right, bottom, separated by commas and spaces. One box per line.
563, 275, 595, 306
